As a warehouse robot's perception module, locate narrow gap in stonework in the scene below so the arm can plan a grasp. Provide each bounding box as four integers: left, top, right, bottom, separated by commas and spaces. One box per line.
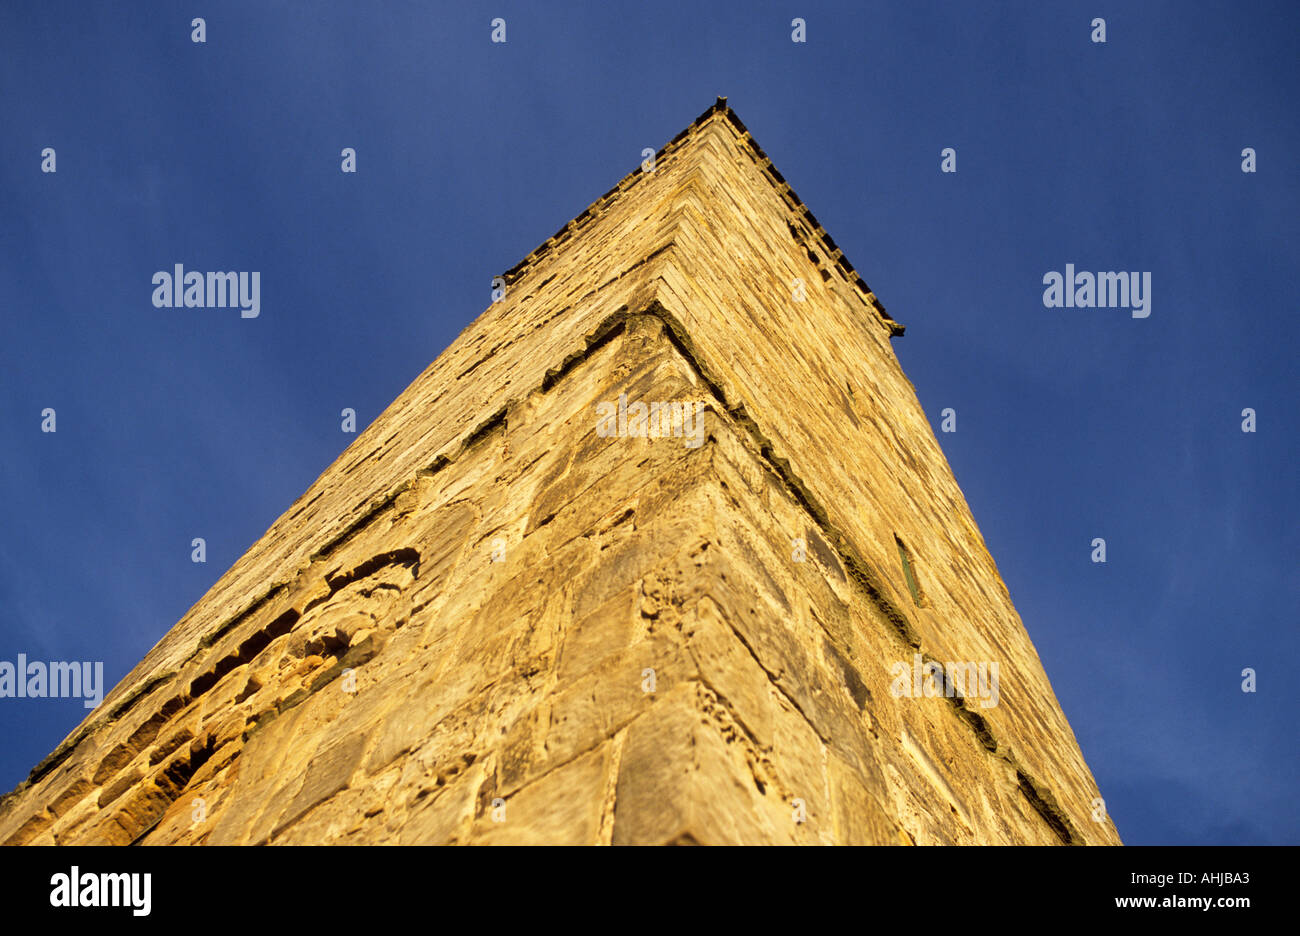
894, 534, 927, 607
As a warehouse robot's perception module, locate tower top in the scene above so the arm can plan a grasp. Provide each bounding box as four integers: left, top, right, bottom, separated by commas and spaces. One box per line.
503, 98, 903, 337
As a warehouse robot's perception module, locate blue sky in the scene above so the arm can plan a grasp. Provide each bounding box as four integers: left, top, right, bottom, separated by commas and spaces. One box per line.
1, 1, 1295, 844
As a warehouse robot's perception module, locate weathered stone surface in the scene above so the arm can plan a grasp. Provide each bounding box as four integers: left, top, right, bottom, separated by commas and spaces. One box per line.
0, 100, 1118, 845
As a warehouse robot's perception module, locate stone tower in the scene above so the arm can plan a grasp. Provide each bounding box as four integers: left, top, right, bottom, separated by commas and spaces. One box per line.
0, 99, 1119, 845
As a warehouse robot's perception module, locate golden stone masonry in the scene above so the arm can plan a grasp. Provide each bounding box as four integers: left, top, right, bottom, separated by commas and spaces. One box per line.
0, 99, 1119, 845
